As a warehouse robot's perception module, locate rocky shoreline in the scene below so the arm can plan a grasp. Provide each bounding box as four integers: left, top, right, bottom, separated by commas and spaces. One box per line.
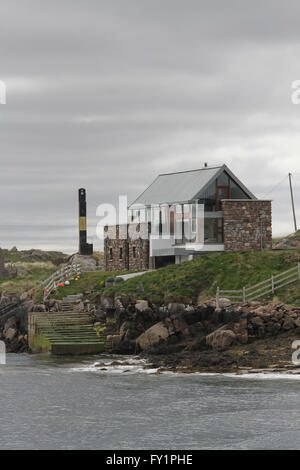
1, 292, 300, 374
92, 295, 300, 374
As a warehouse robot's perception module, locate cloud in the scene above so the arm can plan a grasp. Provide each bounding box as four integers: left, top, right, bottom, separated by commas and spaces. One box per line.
1, 0, 300, 251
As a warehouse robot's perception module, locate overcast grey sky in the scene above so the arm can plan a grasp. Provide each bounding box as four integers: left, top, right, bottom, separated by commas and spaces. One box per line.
1, 0, 300, 252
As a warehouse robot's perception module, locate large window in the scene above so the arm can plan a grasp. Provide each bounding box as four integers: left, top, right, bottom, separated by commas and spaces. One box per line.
199, 181, 216, 211
199, 171, 250, 211
230, 180, 249, 199
204, 218, 224, 244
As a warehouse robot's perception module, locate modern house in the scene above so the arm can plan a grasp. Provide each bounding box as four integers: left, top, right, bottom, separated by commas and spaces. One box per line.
104, 164, 272, 271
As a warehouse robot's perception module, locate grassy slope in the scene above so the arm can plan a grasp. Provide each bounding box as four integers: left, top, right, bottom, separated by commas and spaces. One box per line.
0, 261, 58, 295
104, 250, 300, 305
2, 248, 68, 263
43, 249, 300, 306
48, 271, 128, 301
5, 248, 299, 306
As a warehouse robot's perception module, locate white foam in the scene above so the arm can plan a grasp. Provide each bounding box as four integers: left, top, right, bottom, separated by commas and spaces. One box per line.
159, 370, 300, 380
68, 355, 300, 379
69, 356, 159, 375
221, 372, 300, 380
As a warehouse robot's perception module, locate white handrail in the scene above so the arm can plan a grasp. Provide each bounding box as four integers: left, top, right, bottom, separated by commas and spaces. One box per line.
42, 264, 81, 300
216, 262, 300, 308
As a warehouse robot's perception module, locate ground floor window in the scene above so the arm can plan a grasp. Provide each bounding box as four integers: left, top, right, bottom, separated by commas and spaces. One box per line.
154, 256, 175, 269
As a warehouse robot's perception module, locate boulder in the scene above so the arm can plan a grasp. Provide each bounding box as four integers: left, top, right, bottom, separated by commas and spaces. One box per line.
136, 318, 183, 349
167, 303, 185, 314
135, 300, 150, 313
101, 296, 114, 310
107, 334, 122, 348
252, 306, 266, 316
218, 297, 232, 308
4, 327, 16, 341
170, 315, 190, 336
94, 309, 106, 322
233, 318, 248, 344
206, 326, 237, 351
119, 320, 134, 336
68, 253, 97, 271
282, 318, 295, 330
115, 298, 125, 312
250, 316, 264, 327
3, 316, 17, 333
274, 311, 284, 321
249, 301, 261, 307
136, 322, 170, 349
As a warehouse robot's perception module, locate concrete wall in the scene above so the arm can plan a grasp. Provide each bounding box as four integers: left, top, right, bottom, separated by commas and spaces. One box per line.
222, 200, 272, 252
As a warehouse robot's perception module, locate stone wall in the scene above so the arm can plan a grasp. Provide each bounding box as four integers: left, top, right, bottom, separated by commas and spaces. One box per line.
104, 223, 149, 271
222, 200, 272, 252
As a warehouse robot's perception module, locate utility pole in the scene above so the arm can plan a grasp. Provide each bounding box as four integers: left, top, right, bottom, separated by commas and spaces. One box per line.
289, 173, 298, 232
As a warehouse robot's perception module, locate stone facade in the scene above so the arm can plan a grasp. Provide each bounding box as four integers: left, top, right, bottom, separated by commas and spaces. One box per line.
104, 200, 272, 270
104, 223, 149, 271
222, 200, 272, 252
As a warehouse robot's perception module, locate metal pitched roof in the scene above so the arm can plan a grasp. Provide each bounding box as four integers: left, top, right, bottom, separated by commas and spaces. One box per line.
130, 164, 256, 207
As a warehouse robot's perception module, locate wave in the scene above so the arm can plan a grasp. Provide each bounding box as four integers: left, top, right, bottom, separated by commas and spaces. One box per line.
69, 356, 159, 375
68, 355, 300, 379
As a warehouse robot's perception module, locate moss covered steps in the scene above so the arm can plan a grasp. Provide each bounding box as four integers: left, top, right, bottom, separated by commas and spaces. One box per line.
29, 312, 106, 355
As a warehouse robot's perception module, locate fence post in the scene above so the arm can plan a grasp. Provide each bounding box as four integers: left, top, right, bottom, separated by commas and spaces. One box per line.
216, 287, 220, 309
271, 275, 275, 294
243, 287, 246, 303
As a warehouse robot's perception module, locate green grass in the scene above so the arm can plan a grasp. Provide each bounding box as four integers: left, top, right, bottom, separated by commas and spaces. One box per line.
0, 261, 58, 295
2, 248, 68, 264
272, 281, 300, 306
48, 271, 130, 301
7, 249, 300, 307
103, 250, 300, 305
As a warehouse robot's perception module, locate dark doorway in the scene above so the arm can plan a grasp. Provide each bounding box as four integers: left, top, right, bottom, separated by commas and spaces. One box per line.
155, 256, 175, 268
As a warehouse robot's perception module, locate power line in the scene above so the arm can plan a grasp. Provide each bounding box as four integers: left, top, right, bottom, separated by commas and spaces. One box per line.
260, 174, 289, 198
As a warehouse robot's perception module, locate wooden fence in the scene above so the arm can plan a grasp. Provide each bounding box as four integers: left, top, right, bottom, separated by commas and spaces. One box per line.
216, 263, 300, 309
41, 264, 81, 301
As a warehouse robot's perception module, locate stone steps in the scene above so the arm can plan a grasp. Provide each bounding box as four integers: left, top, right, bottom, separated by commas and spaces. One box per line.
30, 312, 106, 355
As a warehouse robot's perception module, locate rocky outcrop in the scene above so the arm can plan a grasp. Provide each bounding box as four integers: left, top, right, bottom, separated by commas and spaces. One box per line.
0, 304, 29, 352
206, 326, 236, 350
135, 314, 189, 350
137, 321, 172, 350
68, 253, 97, 271
205, 301, 300, 351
